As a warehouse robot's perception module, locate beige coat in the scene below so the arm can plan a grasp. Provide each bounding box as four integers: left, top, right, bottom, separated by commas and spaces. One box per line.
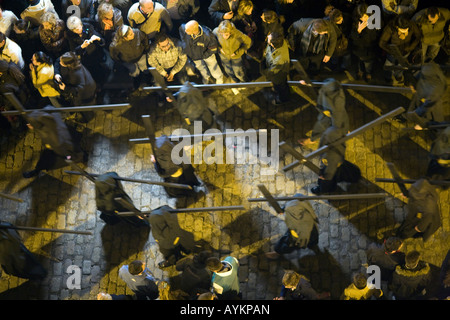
213, 26, 252, 60
31, 63, 60, 98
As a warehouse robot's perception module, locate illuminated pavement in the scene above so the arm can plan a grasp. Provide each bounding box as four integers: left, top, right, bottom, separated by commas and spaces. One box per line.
0, 65, 449, 300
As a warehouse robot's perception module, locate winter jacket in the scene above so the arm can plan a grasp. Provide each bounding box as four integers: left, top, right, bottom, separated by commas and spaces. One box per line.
381, 0, 418, 17
20, 0, 58, 26
38, 19, 68, 56
30, 63, 60, 98
379, 19, 421, 56
127, 1, 172, 39
179, 23, 219, 61
0, 37, 24, 69
390, 261, 431, 299
288, 18, 337, 57
213, 24, 252, 60
413, 7, 450, 46
349, 19, 380, 60
283, 197, 319, 248
118, 265, 158, 299
211, 256, 240, 297
61, 0, 95, 21
208, 0, 239, 26
262, 39, 290, 84
109, 28, 150, 63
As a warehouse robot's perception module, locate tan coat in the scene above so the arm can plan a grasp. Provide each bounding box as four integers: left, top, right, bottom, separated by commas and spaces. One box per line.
31, 63, 60, 98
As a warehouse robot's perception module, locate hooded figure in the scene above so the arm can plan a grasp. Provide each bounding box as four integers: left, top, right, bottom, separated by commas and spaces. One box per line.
94, 172, 149, 227
426, 127, 450, 183
312, 126, 361, 194
274, 196, 319, 254
173, 81, 215, 130
147, 205, 195, 268
153, 135, 200, 198
23, 106, 84, 178
0, 221, 47, 280
406, 62, 447, 128
311, 78, 349, 142
397, 179, 441, 242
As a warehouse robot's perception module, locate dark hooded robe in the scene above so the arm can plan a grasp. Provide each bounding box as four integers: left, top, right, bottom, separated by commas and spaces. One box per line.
426, 126, 450, 184
94, 172, 149, 227
406, 62, 447, 128
315, 126, 361, 193
153, 135, 200, 198
173, 81, 215, 130
0, 221, 47, 280
397, 179, 441, 242
274, 195, 319, 254
311, 78, 349, 142
27, 106, 83, 172
146, 205, 195, 266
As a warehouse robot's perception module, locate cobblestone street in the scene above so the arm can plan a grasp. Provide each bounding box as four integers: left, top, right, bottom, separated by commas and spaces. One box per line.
0, 62, 449, 301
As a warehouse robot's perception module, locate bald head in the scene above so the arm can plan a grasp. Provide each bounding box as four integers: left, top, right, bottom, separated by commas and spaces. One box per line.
139, 0, 154, 14
185, 20, 200, 35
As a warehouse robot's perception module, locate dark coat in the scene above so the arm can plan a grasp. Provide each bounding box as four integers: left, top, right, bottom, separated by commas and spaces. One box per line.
366, 244, 406, 281
179, 24, 219, 61
66, 22, 106, 68
54, 57, 97, 105
147, 205, 195, 262
349, 18, 379, 60
0, 221, 47, 280
283, 197, 319, 248
390, 261, 432, 300
173, 254, 212, 297
398, 179, 441, 242
208, 0, 239, 26
61, 0, 95, 21
94, 172, 148, 227
109, 28, 149, 63
28, 106, 76, 158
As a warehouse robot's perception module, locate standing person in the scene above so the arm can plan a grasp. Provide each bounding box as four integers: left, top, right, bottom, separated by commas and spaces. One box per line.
325, 7, 351, 72
381, 0, 418, 21
151, 134, 202, 198
260, 31, 290, 105
0, 6, 18, 37
274, 270, 329, 300
171, 250, 212, 298
179, 20, 225, 84
109, 25, 150, 88
265, 195, 320, 260
0, 32, 25, 70
22, 106, 85, 178
147, 32, 188, 85
38, 11, 68, 60
159, 0, 200, 37
287, 18, 337, 77
65, 15, 111, 89
127, 0, 173, 40
379, 14, 421, 86
426, 126, 450, 184
29, 51, 62, 107
390, 250, 432, 300
118, 260, 159, 300
206, 255, 241, 299
0, 221, 47, 280
404, 62, 447, 130
340, 272, 383, 300
412, 7, 450, 64
298, 78, 349, 147
213, 20, 251, 83
208, 0, 240, 27
94, 1, 124, 47
366, 237, 406, 282
397, 178, 441, 243
10, 19, 42, 64
147, 205, 196, 268
310, 126, 361, 194
349, 3, 380, 82
20, 0, 59, 27
61, 0, 95, 22
94, 171, 149, 227
54, 51, 97, 108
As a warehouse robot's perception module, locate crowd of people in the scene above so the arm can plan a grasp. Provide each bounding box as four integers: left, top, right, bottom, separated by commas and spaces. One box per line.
0, 0, 449, 301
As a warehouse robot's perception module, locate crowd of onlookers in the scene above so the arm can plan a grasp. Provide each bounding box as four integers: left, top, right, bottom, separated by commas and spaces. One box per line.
0, 0, 449, 301
0, 0, 448, 120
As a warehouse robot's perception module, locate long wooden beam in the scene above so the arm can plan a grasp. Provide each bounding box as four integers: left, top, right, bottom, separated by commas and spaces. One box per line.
1, 103, 131, 117
375, 178, 450, 186
0, 224, 92, 235
248, 193, 390, 202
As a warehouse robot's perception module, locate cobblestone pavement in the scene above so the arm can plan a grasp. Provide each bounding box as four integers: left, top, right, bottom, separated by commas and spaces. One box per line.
0, 61, 449, 300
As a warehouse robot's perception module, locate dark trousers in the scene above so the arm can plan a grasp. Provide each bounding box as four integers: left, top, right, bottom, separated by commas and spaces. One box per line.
274, 227, 319, 254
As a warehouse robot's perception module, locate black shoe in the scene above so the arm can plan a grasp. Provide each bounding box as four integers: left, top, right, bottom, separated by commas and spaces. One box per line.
311, 186, 321, 195
23, 169, 39, 178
